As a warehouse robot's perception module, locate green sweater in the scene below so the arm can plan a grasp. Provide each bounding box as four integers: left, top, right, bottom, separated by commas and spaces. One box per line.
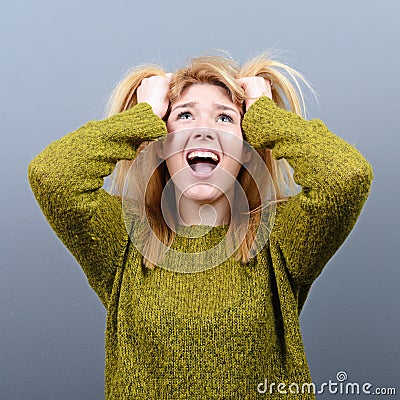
28, 98, 373, 399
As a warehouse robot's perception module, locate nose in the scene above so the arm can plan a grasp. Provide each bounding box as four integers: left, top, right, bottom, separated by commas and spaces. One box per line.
191, 128, 217, 141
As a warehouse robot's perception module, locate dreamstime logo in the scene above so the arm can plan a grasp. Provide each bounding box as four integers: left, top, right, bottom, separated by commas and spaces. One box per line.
122, 128, 277, 273
336, 370, 348, 382
257, 370, 397, 396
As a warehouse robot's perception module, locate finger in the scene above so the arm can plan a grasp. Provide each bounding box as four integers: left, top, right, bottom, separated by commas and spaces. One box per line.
236, 77, 250, 89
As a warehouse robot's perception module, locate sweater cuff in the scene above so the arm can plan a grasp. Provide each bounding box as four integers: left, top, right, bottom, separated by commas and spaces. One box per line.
104, 102, 168, 143
124, 102, 168, 141
241, 97, 308, 149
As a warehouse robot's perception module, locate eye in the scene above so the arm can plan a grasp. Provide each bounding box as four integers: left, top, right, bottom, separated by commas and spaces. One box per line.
217, 114, 233, 123
177, 111, 193, 120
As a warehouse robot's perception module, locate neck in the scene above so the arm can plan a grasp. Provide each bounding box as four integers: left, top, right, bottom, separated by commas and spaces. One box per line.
176, 189, 233, 227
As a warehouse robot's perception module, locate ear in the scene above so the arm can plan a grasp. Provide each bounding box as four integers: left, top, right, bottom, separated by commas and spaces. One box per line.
242, 147, 252, 163
156, 141, 165, 160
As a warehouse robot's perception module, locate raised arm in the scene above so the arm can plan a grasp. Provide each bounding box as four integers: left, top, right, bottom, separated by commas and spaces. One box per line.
241, 94, 373, 286
28, 103, 167, 306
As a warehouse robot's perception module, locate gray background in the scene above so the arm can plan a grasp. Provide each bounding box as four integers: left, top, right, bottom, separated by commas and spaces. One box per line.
1, 0, 399, 398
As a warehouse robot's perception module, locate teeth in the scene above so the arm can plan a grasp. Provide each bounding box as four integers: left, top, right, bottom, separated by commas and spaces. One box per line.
187, 151, 219, 162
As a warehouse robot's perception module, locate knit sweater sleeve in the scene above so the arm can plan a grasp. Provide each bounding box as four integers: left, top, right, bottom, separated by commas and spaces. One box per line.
242, 97, 373, 285
28, 103, 167, 306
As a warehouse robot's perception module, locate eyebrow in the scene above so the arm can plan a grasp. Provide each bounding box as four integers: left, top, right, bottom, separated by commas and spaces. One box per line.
213, 103, 240, 115
171, 101, 240, 115
171, 102, 197, 113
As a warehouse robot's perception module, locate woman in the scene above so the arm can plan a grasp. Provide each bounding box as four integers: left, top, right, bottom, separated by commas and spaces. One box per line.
28, 54, 373, 399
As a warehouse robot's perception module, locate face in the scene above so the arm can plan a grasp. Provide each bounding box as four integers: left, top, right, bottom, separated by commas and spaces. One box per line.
163, 83, 247, 204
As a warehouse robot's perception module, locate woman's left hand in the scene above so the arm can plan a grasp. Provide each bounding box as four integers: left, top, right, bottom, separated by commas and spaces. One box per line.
237, 77, 272, 111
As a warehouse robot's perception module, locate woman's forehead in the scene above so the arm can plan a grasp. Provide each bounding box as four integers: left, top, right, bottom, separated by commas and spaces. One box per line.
172, 83, 239, 109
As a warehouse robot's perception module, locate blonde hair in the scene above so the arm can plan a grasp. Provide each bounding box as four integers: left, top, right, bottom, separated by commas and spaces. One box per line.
104, 53, 312, 269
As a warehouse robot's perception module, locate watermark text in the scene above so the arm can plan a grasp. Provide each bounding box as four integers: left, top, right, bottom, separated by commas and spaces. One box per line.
257, 371, 396, 396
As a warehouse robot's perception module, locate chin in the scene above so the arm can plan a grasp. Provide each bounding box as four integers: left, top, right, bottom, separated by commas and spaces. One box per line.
182, 184, 223, 203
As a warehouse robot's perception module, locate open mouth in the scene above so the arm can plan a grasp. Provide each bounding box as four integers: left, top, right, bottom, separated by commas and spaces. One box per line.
186, 150, 220, 174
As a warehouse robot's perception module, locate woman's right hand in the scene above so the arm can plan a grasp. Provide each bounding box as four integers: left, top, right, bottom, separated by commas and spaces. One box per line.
137, 73, 172, 119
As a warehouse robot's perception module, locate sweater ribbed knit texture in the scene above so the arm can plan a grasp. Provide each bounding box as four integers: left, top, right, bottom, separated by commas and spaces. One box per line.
28, 98, 373, 399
